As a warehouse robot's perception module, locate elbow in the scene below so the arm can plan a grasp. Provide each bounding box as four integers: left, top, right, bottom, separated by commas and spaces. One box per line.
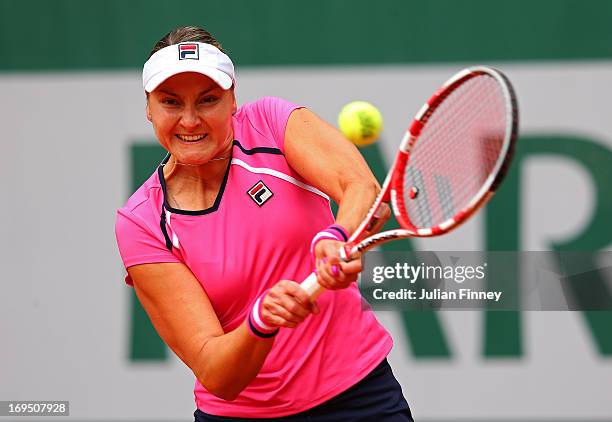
344, 179, 379, 196
196, 376, 244, 402
190, 340, 250, 402
359, 180, 380, 200
206, 388, 240, 401
207, 385, 243, 402
370, 180, 381, 196
217, 390, 241, 402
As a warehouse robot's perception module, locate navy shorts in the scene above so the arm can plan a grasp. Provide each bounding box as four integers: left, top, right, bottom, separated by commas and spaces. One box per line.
194, 358, 414, 421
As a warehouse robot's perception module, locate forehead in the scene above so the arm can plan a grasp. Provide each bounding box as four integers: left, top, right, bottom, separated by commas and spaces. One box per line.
154, 72, 219, 94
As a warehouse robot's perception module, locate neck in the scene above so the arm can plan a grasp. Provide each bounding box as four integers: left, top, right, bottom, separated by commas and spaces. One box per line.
164, 155, 230, 181
162, 142, 233, 210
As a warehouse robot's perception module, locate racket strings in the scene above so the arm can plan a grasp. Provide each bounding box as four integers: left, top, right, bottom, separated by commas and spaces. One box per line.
403, 75, 507, 228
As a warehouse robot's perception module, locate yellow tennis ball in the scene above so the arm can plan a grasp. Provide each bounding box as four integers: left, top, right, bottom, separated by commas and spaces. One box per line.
338, 101, 383, 146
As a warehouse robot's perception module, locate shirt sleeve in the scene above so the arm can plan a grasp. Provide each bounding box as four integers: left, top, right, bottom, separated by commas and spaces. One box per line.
256, 96, 303, 152
115, 208, 181, 285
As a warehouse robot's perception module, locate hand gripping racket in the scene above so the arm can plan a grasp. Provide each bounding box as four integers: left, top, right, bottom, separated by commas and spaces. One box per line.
301, 66, 519, 299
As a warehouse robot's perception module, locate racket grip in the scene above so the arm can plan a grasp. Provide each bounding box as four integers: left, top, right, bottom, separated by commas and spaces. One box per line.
300, 272, 326, 300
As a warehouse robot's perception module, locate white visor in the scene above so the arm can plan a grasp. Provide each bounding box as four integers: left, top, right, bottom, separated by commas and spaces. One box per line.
142, 42, 235, 92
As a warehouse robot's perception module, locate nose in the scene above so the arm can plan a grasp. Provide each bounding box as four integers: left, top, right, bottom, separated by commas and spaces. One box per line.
180, 104, 200, 129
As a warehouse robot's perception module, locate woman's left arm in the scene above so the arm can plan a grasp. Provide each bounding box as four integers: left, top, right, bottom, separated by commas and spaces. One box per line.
284, 108, 381, 290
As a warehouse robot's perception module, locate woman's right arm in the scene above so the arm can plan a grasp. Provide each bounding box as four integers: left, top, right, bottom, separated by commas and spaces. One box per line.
128, 262, 315, 401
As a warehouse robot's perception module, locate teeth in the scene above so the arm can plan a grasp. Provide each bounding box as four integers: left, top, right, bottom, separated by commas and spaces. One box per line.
177, 134, 206, 142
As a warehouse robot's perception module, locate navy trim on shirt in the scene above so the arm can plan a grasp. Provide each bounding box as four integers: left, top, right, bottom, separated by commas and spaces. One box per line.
157, 152, 232, 216
232, 139, 283, 156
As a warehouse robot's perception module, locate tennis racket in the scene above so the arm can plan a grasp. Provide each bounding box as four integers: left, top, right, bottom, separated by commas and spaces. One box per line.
301, 65, 519, 299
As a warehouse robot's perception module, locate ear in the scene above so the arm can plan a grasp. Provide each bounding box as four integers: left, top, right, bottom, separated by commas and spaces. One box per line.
231, 89, 237, 115
144, 91, 153, 122
146, 102, 152, 122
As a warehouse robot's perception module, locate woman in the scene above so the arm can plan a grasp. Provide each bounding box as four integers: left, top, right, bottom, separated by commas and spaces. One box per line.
115, 26, 413, 421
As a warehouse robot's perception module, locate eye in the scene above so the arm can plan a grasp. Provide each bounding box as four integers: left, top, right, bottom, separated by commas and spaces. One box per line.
161, 98, 179, 106
199, 95, 218, 104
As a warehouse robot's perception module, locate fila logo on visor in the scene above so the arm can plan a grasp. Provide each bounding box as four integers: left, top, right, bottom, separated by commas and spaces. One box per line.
178, 43, 199, 60
247, 181, 273, 207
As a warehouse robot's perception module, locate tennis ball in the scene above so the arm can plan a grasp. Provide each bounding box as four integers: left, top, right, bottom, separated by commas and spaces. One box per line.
338, 101, 383, 146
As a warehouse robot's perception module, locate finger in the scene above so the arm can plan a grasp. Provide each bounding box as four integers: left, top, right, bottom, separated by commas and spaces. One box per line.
322, 257, 359, 289
264, 314, 297, 329
273, 280, 311, 309
316, 259, 345, 290
323, 258, 347, 281
340, 259, 363, 275
281, 280, 318, 310
279, 294, 311, 320
311, 300, 320, 315
315, 258, 334, 287
328, 272, 355, 289
330, 263, 343, 278
257, 298, 296, 328
266, 302, 303, 325
269, 281, 314, 317
274, 279, 296, 295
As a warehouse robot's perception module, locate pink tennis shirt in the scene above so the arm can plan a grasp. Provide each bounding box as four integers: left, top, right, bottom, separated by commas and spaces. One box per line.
115, 97, 393, 418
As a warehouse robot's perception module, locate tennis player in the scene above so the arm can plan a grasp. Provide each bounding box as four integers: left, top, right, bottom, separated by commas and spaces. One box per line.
115, 26, 413, 421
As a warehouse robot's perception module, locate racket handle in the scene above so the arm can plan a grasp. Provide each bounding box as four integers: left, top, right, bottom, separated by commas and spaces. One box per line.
300, 272, 326, 300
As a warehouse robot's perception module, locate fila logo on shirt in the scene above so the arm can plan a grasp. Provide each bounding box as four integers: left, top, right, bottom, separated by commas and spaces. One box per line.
247, 180, 273, 207
178, 43, 199, 60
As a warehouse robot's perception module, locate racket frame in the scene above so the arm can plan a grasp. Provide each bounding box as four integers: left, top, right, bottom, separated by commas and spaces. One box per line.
343, 66, 518, 259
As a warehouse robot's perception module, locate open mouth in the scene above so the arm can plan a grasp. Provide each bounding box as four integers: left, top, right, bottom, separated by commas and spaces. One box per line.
176, 134, 207, 142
